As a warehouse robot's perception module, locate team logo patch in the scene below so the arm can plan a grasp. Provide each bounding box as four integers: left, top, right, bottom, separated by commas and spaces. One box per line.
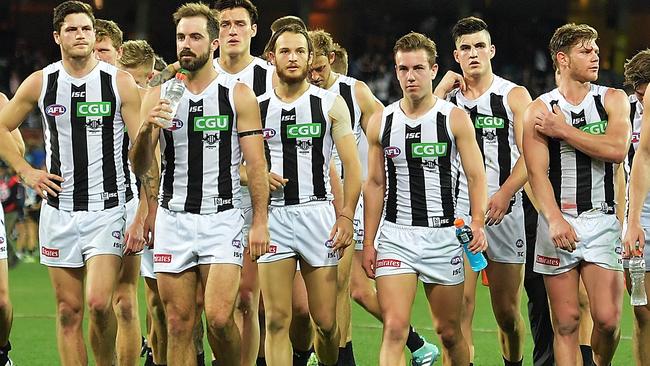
232, 240, 241, 249
376, 259, 401, 268
536, 255, 560, 267
325, 240, 334, 248
193, 115, 229, 131
166, 118, 184, 131
202, 133, 220, 149
268, 245, 277, 254
263, 128, 277, 140
515, 239, 524, 248
76, 102, 112, 117
112, 230, 122, 240
411, 143, 447, 158
384, 146, 401, 158
450, 255, 462, 265
45, 104, 67, 117
153, 254, 172, 263
41, 247, 60, 258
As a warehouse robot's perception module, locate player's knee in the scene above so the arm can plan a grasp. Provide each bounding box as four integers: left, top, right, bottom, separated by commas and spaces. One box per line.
266, 310, 291, 335
312, 313, 336, 335
87, 295, 112, 319
113, 293, 137, 322
236, 289, 257, 318
634, 305, 650, 326
493, 306, 521, 334
206, 309, 234, 333
57, 301, 83, 329
166, 307, 195, 338
592, 310, 621, 336
382, 316, 409, 342
554, 311, 580, 336
351, 286, 373, 307
0, 294, 11, 315
437, 324, 463, 349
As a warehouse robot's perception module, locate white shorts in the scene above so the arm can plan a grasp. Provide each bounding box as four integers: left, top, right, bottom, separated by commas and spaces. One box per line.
39, 203, 126, 267
374, 220, 464, 285
485, 202, 526, 264
153, 207, 244, 273
258, 202, 338, 267
534, 211, 623, 275
353, 194, 364, 251
140, 245, 156, 279
125, 197, 138, 228
0, 209, 6, 260
241, 206, 253, 247
622, 224, 650, 270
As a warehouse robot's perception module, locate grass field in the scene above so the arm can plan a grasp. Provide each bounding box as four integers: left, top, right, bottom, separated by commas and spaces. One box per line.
6, 262, 636, 365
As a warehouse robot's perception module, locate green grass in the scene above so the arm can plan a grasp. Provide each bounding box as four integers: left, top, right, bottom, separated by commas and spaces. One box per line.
7, 263, 635, 365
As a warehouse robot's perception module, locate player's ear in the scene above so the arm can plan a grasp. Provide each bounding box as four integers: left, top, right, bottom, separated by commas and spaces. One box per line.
251, 23, 257, 37
329, 51, 336, 65
430, 63, 438, 80
489, 44, 495, 59
53, 31, 61, 45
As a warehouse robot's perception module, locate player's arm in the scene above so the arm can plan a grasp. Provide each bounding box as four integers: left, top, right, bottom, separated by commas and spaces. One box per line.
625, 84, 650, 257
354, 80, 384, 134
130, 86, 165, 177
148, 62, 179, 88
486, 86, 533, 225
330, 95, 361, 251
329, 161, 343, 216
534, 88, 630, 163
450, 107, 487, 252
0, 94, 25, 157
524, 100, 578, 252
235, 83, 270, 260
0, 71, 63, 198
361, 111, 384, 278
116, 70, 143, 145
433, 70, 466, 99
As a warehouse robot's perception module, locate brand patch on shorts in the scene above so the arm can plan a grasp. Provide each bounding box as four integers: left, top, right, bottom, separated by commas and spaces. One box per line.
112, 230, 122, 240
450, 255, 462, 265
324, 240, 334, 248
232, 240, 241, 249
536, 255, 560, 267
269, 245, 277, 254
41, 247, 60, 258
154, 254, 172, 263
515, 239, 524, 248
376, 259, 401, 268
615, 247, 622, 255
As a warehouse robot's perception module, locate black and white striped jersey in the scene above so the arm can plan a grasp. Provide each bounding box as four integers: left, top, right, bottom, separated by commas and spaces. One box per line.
258, 85, 337, 206
159, 74, 241, 214
449, 75, 520, 216
38, 61, 126, 211
379, 98, 458, 226
122, 131, 138, 202
539, 84, 615, 216
624, 94, 650, 221
213, 57, 274, 97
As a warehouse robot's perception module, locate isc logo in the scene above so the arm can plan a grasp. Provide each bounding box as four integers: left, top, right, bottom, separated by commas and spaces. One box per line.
475, 115, 505, 129
384, 146, 401, 158
580, 120, 607, 135
77, 102, 111, 117
189, 105, 203, 113
406, 132, 421, 139
412, 143, 447, 158
194, 115, 229, 131
45, 104, 67, 117
281, 114, 296, 121
72, 91, 86, 98
287, 123, 321, 138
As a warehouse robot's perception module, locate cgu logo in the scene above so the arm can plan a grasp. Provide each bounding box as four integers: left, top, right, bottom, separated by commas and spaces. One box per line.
194, 115, 229, 131
167, 118, 184, 131
77, 102, 112, 117
263, 128, 276, 140
384, 146, 401, 158
475, 115, 505, 129
287, 123, 321, 138
412, 142, 447, 158
580, 120, 607, 135
45, 104, 67, 117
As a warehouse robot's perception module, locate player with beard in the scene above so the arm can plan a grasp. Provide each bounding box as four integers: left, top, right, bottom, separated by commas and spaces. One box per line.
0, 2, 143, 365
131, 3, 270, 366
524, 23, 629, 366
257, 24, 361, 366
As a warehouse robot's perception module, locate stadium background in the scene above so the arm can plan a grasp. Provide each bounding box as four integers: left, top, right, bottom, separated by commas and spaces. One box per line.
0, 0, 648, 364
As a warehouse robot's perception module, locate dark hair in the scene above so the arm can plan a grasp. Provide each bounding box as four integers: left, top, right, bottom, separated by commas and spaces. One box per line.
173, 2, 219, 41
212, 0, 258, 25
270, 15, 306, 33
549, 23, 598, 71
53, 1, 95, 33
624, 49, 650, 90
266, 24, 313, 57
393, 32, 437, 66
451, 16, 489, 44
95, 19, 123, 49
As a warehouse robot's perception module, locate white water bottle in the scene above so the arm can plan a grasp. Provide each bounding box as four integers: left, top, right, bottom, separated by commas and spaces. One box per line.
158, 70, 187, 129
630, 255, 648, 306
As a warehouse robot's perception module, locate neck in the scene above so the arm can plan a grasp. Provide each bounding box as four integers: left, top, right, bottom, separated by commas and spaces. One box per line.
324, 72, 340, 90
463, 70, 494, 98
219, 52, 254, 74
185, 63, 218, 94
401, 92, 436, 117
557, 71, 591, 105
61, 53, 98, 78
276, 79, 310, 103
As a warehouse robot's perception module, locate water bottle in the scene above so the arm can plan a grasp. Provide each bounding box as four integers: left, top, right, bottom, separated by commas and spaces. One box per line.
454, 218, 488, 272
630, 255, 648, 306
158, 70, 188, 129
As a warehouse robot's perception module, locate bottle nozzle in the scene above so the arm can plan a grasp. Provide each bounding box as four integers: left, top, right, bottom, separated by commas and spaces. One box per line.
454, 218, 465, 228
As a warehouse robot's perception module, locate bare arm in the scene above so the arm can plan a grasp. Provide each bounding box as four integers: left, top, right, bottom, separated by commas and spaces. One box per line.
433, 71, 465, 99
116, 70, 143, 145
354, 80, 384, 134
0, 93, 25, 157
130, 86, 163, 177
361, 111, 384, 278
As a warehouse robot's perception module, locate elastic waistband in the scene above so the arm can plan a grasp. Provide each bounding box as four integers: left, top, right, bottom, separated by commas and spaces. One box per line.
384, 216, 454, 229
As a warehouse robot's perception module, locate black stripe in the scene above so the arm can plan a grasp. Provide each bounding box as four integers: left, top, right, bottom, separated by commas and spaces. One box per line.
184, 99, 204, 213
259, 99, 272, 171
161, 130, 175, 209
382, 113, 397, 222
594, 94, 614, 207
571, 110, 592, 214
628, 101, 638, 167
281, 108, 299, 205
309, 95, 327, 200
122, 132, 133, 202
71, 83, 88, 211
450, 94, 457, 105
437, 112, 455, 218
490, 93, 511, 187
467, 106, 484, 161
216, 85, 234, 212
406, 124, 427, 226
339, 83, 355, 130
594, 94, 607, 121
43, 71, 61, 209
548, 100, 562, 207
100, 71, 119, 209
252, 65, 268, 96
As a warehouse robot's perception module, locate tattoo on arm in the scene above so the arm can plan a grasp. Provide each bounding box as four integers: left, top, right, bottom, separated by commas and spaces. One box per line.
140, 163, 160, 202
148, 65, 177, 88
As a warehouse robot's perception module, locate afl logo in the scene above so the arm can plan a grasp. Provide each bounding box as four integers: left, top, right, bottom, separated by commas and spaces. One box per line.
632, 132, 640, 144
45, 104, 67, 116
515, 239, 524, 248
450, 256, 462, 265
263, 128, 276, 140
166, 118, 183, 131
384, 146, 401, 158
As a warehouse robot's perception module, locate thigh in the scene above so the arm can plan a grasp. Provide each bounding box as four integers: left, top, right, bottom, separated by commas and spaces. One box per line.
543, 269, 581, 323
200, 263, 242, 315
376, 273, 418, 322
0, 259, 8, 301
580, 262, 624, 322
259, 258, 298, 319
85, 254, 122, 303
424, 282, 465, 328
118, 255, 142, 286
48, 266, 85, 310
301, 263, 338, 322
157, 270, 200, 315
486, 261, 524, 307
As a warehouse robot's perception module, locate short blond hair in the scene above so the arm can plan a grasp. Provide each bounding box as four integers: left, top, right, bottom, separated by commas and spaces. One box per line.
331, 43, 348, 75
118, 40, 155, 70
624, 49, 650, 90
308, 29, 334, 57
549, 23, 598, 71
393, 32, 437, 66
95, 19, 123, 49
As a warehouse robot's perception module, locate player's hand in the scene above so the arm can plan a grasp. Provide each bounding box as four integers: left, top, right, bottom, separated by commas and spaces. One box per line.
145, 99, 173, 129
362, 243, 377, 279
468, 221, 488, 253
248, 223, 270, 261
330, 214, 354, 253
268, 172, 288, 191
143, 206, 157, 249
486, 190, 512, 226
19, 167, 64, 199
547, 214, 579, 252
124, 220, 146, 255
534, 104, 567, 139
623, 221, 645, 258
433, 70, 465, 98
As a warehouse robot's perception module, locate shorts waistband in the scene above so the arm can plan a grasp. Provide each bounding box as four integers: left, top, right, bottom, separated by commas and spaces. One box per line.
384, 216, 454, 229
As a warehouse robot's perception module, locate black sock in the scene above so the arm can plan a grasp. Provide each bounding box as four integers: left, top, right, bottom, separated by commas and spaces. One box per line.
469, 363, 474, 366
503, 356, 523, 366
256, 357, 267, 366
196, 351, 204, 366
580, 345, 594, 366
293, 348, 313, 366
0, 342, 11, 363
405, 326, 425, 353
